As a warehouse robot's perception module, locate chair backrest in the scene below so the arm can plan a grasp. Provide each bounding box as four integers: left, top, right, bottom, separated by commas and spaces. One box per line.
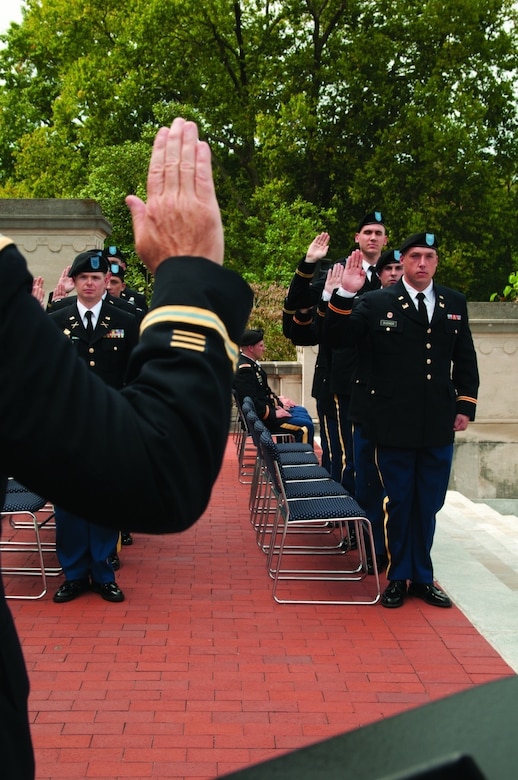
232, 390, 249, 432
251, 417, 266, 448
258, 429, 286, 498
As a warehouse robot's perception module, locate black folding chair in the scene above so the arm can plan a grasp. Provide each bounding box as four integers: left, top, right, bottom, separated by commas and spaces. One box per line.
1, 480, 60, 599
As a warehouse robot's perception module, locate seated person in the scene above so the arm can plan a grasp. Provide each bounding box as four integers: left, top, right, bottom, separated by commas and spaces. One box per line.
234, 328, 314, 444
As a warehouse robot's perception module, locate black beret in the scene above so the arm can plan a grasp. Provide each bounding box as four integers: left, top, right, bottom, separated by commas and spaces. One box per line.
104, 245, 127, 265
68, 250, 108, 277
108, 262, 125, 280
357, 211, 385, 231
241, 329, 264, 347
399, 232, 439, 254
376, 249, 402, 274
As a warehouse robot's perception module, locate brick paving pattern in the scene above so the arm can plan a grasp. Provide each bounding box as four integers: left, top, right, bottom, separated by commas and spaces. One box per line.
5, 438, 513, 780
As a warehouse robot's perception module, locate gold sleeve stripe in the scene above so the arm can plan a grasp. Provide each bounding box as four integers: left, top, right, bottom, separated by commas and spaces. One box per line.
171, 330, 205, 347
457, 396, 478, 405
140, 305, 239, 367
328, 301, 352, 315
171, 336, 206, 352
170, 330, 206, 352
296, 269, 313, 279
283, 306, 296, 315
293, 316, 312, 326
0, 236, 15, 252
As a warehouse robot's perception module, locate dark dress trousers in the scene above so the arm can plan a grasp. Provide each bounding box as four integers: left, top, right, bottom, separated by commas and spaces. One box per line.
0, 237, 253, 779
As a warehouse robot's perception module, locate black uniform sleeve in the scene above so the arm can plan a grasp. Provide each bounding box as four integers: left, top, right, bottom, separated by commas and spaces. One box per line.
0, 239, 253, 533
288, 300, 328, 346
450, 295, 479, 421
284, 257, 325, 310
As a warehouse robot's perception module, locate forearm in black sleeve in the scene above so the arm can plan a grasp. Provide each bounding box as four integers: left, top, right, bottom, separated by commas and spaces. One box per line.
285, 258, 325, 310
0, 240, 253, 533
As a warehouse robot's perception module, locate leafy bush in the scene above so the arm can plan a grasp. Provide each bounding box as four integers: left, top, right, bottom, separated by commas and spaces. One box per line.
490, 272, 518, 302
245, 282, 297, 361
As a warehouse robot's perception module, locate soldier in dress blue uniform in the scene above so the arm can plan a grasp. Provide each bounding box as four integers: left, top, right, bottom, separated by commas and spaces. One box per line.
350, 249, 404, 572
0, 117, 253, 779
48, 250, 139, 603
282, 212, 387, 490
325, 232, 479, 608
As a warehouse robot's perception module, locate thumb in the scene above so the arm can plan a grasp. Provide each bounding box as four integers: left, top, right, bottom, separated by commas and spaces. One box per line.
125, 195, 146, 241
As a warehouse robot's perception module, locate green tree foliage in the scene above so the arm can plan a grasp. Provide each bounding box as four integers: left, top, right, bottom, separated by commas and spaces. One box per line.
0, 0, 517, 310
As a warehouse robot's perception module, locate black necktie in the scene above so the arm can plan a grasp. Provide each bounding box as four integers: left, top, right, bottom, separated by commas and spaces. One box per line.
416, 292, 428, 324
368, 266, 380, 289
85, 310, 94, 339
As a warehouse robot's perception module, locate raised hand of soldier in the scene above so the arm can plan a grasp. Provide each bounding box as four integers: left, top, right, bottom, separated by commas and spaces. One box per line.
305, 232, 330, 264
126, 118, 224, 273
339, 249, 366, 294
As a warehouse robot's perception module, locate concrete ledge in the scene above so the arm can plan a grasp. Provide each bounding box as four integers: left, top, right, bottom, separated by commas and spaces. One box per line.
0, 198, 112, 287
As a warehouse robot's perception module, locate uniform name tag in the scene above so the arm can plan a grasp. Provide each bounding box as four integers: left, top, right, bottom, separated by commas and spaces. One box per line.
380, 319, 397, 328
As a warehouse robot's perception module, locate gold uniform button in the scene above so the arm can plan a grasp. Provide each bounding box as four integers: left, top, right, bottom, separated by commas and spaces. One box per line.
426, 374, 432, 380
89, 360, 95, 367
426, 358, 432, 365
426, 343, 431, 349
426, 327, 432, 334
88, 347, 94, 354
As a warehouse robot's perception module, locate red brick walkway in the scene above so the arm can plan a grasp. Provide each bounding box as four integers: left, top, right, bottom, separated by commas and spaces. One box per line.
6, 437, 514, 779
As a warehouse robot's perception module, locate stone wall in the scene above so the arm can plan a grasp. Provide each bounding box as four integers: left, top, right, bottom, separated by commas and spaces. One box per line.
450, 302, 518, 500
0, 199, 112, 289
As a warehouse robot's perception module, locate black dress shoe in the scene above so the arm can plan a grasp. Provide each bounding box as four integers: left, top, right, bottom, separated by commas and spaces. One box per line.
408, 582, 452, 608
381, 580, 407, 608
108, 553, 121, 571
121, 532, 133, 546
53, 579, 90, 603
91, 581, 125, 602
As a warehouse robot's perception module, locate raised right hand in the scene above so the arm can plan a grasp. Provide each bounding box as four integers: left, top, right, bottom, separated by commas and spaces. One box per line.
340, 249, 366, 294
126, 118, 224, 274
305, 232, 330, 264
